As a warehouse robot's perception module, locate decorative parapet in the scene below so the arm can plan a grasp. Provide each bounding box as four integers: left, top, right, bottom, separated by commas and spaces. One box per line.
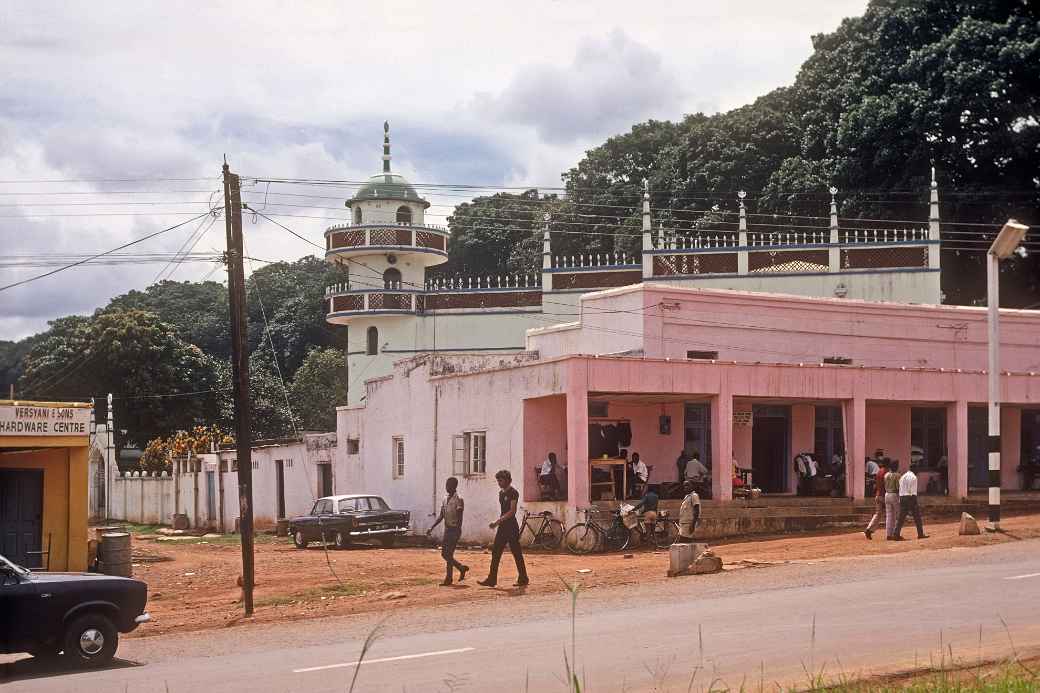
424, 273, 540, 291
325, 222, 449, 253
550, 252, 639, 269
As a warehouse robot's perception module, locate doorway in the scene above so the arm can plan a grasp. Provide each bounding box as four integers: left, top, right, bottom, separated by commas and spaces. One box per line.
683, 403, 712, 496
968, 407, 988, 489
206, 471, 217, 525
318, 463, 333, 497
275, 460, 286, 519
0, 469, 43, 568
752, 406, 790, 493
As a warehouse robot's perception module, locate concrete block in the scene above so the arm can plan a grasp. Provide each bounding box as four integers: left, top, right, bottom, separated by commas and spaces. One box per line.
959, 512, 980, 535
668, 542, 709, 577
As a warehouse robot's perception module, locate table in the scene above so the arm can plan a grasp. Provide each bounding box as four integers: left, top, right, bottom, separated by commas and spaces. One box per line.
589, 458, 627, 502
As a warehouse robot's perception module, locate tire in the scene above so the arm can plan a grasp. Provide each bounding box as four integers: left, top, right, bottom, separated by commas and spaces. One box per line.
541, 519, 564, 550
653, 520, 679, 549
293, 530, 308, 549
563, 523, 600, 555
334, 531, 349, 550
62, 612, 118, 668
603, 522, 630, 553
379, 536, 397, 548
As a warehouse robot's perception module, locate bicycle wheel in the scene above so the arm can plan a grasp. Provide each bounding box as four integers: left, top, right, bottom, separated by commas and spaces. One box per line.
542, 519, 565, 550
563, 523, 600, 555
603, 521, 630, 552
653, 519, 679, 549
518, 521, 537, 548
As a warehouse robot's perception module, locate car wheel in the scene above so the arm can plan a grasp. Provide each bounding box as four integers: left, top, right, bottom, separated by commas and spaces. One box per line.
63, 613, 118, 668
334, 531, 349, 549
379, 536, 397, 548
293, 530, 308, 549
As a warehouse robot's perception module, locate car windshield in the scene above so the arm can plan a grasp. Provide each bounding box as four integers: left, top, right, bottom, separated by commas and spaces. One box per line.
0, 554, 30, 576
368, 497, 389, 511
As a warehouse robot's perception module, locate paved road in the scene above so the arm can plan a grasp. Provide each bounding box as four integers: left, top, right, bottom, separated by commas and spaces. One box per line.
5, 540, 1040, 692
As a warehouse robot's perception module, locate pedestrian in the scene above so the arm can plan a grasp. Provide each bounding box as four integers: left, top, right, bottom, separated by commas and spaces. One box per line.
676, 449, 690, 484
893, 466, 929, 541
676, 481, 701, 543
478, 469, 529, 588
426, 476, 469, 586
883, 460, 902, 540
864, 459, 889, 539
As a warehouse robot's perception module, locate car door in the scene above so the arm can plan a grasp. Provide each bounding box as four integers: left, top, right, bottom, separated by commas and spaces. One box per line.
0, 562, 39, 652
299, 500, 327, 541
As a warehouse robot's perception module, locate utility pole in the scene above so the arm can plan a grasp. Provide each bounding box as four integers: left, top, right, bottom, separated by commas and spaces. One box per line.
223, 162, 255, 615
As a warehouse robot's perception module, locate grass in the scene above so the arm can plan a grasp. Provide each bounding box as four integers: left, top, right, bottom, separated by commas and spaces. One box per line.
822, 662, 1039, 691
254, 583, 363, 608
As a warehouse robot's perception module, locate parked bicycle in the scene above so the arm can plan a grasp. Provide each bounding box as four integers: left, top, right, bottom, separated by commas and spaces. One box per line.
563, 507, 629, 554
624, 509, 679, 550
519, 507, 564, 550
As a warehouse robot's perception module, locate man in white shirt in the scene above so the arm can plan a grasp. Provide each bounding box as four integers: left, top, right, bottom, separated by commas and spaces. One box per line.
892, 468, 929, 540
687, 452, 710, 482
538, 452, 564, 500
630, 453, 648, 498
676, 482, 702, 543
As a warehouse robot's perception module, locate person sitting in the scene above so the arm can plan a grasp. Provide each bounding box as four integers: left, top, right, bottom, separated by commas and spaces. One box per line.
676, 481, 701, 543
687, 452, 709, 482
795, 452, 819, 496
632, 486, 660, 528
538, 452, 563, 500
630, 453, 648, 498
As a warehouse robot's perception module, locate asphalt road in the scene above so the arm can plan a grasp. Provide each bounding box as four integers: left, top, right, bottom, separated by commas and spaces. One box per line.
5, 539, 1040, 692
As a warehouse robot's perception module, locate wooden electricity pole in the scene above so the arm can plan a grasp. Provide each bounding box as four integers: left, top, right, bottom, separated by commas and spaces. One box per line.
222, 162, 255, 615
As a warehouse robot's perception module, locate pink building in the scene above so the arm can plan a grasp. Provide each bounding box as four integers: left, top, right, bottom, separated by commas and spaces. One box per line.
337, 284, 1040, 540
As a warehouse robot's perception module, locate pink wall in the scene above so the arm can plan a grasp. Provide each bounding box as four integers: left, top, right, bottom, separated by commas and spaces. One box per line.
866, 404, 911, 469
1002, 407, 1022, 490
522, 395, 568, 501
591, 402, 685, 484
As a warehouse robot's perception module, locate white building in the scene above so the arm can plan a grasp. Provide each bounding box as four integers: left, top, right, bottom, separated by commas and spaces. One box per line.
328, 125, 943, 406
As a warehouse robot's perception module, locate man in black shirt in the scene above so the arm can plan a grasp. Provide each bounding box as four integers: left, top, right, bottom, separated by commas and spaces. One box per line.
478, 469, 529, 588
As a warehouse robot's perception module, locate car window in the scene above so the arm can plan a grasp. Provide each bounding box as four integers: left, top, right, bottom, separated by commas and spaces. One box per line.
368, 497, 389, 511
338, 498, 356, 513
310, 500, 323, 515
354, 497, 370, 511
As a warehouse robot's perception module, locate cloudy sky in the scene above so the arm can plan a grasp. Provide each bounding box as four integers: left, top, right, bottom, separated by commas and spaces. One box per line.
0, 0, 868, 340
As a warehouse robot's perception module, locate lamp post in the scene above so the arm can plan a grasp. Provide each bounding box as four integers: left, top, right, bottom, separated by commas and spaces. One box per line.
986, 219, 1029, 531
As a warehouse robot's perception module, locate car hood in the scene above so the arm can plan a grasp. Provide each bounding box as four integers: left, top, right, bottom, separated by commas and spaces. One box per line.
28, 571, 142, 586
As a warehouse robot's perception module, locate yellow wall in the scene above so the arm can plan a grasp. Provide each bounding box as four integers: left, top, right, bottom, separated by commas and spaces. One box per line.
0, 442, 89, 571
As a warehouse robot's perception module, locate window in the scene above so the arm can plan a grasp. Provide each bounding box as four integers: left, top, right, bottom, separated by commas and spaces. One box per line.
367, 496, 389, 510
338, 498, 356, 513
588, 401, 609, 418
392, 436, 405, 478
311, 499, 332, 515
396, 205, 412, 224
383, 267, 402, 289
452, 431, 487, 476
354, 207, 363, 224
366, 326, 379, 355
354, 497, 370, 511
346, 438, 360, 455
687, 350, 719, 360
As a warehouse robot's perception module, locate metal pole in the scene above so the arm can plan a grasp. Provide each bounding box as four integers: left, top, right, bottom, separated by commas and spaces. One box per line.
986, 251, 1000, 531
223, 163, 255, 614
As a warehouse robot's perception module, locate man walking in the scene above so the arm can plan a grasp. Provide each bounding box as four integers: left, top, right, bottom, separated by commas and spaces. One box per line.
864, 459, 889, 539
479, 469, 529, 588
883, 460, 902, 540
427, 477, 468, 586
893, 466, 929, 540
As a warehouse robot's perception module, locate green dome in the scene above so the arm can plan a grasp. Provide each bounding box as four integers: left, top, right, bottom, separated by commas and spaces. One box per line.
348, 173, 429, 208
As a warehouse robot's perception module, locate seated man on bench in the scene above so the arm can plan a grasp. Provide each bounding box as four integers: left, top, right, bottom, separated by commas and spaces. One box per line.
538, 452, 563, 500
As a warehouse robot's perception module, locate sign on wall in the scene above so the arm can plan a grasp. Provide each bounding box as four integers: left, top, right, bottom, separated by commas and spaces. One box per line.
733, 409, 753, 427
0, 404, 91, 436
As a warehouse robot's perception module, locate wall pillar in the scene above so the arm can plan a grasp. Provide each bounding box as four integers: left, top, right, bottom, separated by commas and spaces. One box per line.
565, 377, 589, 510
1001, 406, 1021, 490
845, 397, 866, 499
946, 400, 969, 500
790, 404, 815, 494
711, 388, 734, 501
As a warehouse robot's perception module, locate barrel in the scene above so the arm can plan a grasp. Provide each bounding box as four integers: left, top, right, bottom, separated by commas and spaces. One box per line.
275, 518, 290, 537
99, 532, 132, 577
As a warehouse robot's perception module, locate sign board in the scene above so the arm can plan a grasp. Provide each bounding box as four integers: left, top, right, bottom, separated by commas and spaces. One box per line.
733, 409, 753, 427
0, 405, 91, 436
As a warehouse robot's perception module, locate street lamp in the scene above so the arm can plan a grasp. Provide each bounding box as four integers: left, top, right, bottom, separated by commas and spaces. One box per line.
986, 219, 1029, 531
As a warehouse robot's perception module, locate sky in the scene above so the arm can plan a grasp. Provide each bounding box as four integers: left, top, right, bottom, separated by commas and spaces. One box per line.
0, 0, 870, 340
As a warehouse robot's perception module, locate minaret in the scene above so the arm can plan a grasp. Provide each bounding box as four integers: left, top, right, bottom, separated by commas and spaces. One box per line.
829, 187, 840, 272
928, 166, 940, 269
641, 179, 653, 279
737, 191, 748, 275
382, 121, 391, 175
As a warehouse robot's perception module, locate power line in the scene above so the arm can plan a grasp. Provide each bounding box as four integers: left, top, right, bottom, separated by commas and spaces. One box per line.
0, 210, 218, 293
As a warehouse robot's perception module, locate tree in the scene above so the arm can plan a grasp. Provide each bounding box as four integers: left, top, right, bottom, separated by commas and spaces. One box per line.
289, 347, 348, 432
215, 348, 295, 441
107, 280, 231, 359
19, 310, 221, 446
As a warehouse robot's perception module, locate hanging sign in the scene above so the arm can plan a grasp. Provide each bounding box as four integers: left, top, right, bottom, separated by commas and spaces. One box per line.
0, 404, 91, 436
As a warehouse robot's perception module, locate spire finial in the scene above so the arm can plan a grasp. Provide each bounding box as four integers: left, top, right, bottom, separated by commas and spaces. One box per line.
642, 178, 649, 199
382, 121, 391, 174
930, 165, 937, 189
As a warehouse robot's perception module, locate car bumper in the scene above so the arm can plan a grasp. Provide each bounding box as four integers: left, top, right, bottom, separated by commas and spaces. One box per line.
348, 527, 408, 537
135, 613, 151, 624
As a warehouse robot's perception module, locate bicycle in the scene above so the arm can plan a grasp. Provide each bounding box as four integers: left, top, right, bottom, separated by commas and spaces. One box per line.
564, 508, 629, 554
625, 510, 679, 550
518, 508, 564, 550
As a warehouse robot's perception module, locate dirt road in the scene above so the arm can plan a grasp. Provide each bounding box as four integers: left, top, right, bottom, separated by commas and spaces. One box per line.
129, 512, 1040, 637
